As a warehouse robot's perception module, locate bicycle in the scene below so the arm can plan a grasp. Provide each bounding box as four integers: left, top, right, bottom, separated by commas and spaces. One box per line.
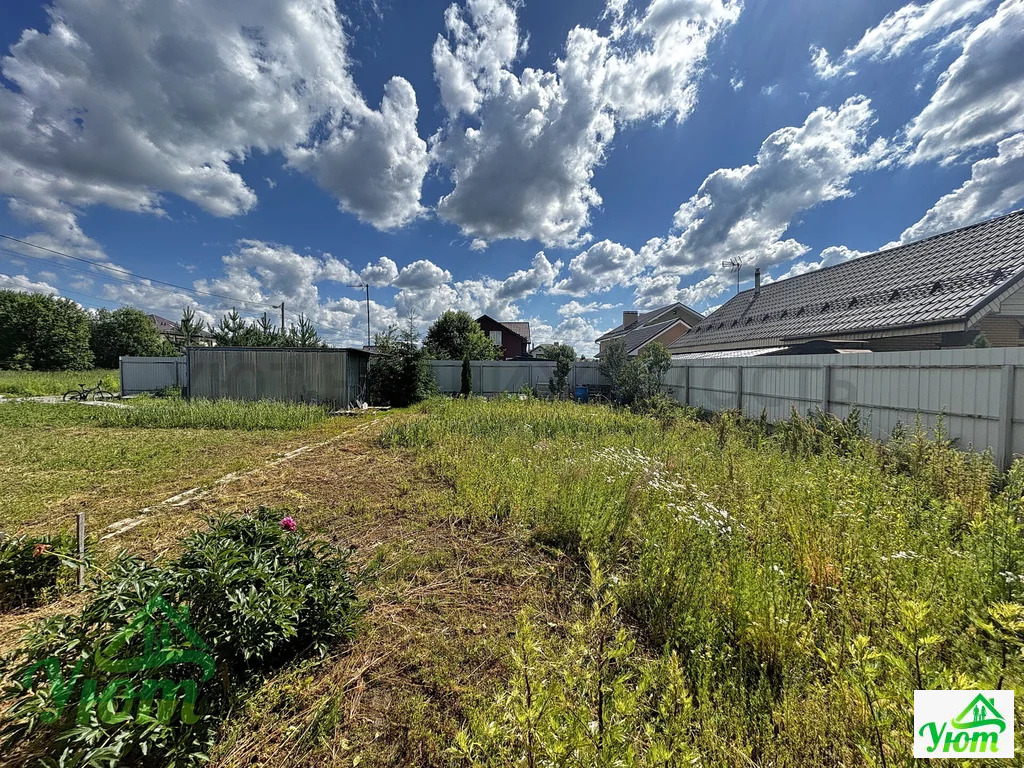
62, 380, 116, 402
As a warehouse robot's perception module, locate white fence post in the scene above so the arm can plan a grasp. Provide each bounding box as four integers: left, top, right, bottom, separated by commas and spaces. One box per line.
76, 511, 85, 588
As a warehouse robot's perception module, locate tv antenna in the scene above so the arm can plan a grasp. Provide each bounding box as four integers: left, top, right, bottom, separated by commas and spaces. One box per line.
722, 259, 743, 294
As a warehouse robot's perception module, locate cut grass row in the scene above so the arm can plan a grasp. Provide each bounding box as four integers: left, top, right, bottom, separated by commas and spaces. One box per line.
0, 399, 347, 534
0, 369, 119, 397
0, 397, 332, 430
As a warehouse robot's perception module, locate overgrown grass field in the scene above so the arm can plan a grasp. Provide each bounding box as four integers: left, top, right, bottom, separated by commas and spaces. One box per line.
3, 396, 1022, 766
381, 398, 1023, 765
0, 369, 119, 397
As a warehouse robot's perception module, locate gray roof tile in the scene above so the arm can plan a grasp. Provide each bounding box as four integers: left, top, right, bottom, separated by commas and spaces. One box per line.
671, 209, 1024, 351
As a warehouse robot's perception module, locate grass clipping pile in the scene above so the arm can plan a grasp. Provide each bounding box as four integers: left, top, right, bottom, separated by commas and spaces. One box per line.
0, 509, 360, 768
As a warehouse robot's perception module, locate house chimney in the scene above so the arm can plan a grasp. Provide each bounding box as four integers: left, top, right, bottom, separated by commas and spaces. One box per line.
622, 310, 639, 327
754, 268, 761, 296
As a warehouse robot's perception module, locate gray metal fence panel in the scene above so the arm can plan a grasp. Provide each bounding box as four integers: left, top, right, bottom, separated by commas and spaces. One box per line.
668, 347, 1024, 468
429, 360, 555, 395
187, 348, 351, 405
119, 356, 186, 394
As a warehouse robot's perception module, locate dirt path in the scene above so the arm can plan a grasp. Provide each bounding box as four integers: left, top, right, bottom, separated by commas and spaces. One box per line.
97, 418, 569, 767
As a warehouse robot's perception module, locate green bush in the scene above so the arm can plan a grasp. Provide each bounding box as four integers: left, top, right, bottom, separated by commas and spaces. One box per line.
0, 291, 94, 371
0, 509, 360, 767
0, 533, 79, 610
367, 326, 438, 407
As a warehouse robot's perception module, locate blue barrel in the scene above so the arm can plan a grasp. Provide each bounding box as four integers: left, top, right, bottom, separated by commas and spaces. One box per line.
575, 385, 589, 403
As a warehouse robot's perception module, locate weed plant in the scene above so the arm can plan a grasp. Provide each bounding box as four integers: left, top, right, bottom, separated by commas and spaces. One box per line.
0, 533, 80, 610
0, 369, 119, 398
385, 398, 1024, 766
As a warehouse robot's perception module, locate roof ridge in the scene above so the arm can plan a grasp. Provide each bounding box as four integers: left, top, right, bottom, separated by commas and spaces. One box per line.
742, 207, 1024, 298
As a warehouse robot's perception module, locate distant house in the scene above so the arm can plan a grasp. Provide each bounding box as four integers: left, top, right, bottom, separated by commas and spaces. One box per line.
148, 313, 213, 347
530, 343, 558, 359
595, 303, 704, 357
669, 209, 1024, 357
476, 315, 531, 359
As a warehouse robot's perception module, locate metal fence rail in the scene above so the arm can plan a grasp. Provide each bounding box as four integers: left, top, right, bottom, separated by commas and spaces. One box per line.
119, 356, 186, 394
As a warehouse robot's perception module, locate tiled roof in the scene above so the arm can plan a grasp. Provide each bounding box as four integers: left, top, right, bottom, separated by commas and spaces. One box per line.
671, 209, 1024, 352
596, 302, 704, 342
148, 314, 178, 332
148, 313, 213, 337
597, 317, 683, 356
500, 321, 531, 342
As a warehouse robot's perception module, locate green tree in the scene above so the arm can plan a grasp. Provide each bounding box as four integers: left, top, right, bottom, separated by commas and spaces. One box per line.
251, 313, 281, 346
285, 314, 323, 348
620, 342, 673, 407
461, 352, 473, 398
423, 311, 498, 360
213, 307, 248, 346
367, 325, 437, 407
178, 306, 207, 349
598, 339, 629, 402
0, 291, 93, 370
91, 307, 174, 367
540, 343, 576, 399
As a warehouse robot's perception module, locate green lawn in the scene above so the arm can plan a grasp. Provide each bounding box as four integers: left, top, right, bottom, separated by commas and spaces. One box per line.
0, 369, 119, 397
0, 400, 345, 534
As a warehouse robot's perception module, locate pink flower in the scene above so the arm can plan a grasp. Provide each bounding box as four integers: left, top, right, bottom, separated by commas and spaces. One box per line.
279, 516, 297, 532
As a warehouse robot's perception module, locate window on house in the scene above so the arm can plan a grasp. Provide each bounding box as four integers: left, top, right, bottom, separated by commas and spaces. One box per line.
489, 330, 502, 344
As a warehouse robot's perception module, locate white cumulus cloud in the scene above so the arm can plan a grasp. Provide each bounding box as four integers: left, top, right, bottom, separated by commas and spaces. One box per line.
810, 0, 994, 78
904, 0, 1024, 165
431, 0, 740, 248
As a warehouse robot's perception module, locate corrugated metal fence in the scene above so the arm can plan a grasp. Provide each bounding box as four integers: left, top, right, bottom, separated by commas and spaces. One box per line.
665, 347, 1024, 469
119, 356, 187, 394
187, 347, 362, 406
430, 360, 605, 396
431, 350, 1024, 468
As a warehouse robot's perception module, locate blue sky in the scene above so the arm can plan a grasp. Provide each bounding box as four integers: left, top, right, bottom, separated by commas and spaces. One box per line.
1, 0, 1022, 354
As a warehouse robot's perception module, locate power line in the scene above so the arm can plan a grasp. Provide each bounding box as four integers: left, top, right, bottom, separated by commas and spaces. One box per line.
0, 233, 277, 311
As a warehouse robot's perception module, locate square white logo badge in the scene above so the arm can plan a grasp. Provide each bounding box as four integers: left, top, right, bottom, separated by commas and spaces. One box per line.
914, 690, 1014, 758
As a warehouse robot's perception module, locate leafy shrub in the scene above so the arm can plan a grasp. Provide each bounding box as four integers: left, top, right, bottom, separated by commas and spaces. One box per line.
0, 533, 79, 610
0, 291, 94, 371
0, 509, 360, 767
620, 342, 672, 408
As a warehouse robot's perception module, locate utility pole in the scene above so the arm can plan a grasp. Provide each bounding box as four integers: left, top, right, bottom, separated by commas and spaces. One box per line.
272, 302, 285, 332
350, 284, 371, 347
